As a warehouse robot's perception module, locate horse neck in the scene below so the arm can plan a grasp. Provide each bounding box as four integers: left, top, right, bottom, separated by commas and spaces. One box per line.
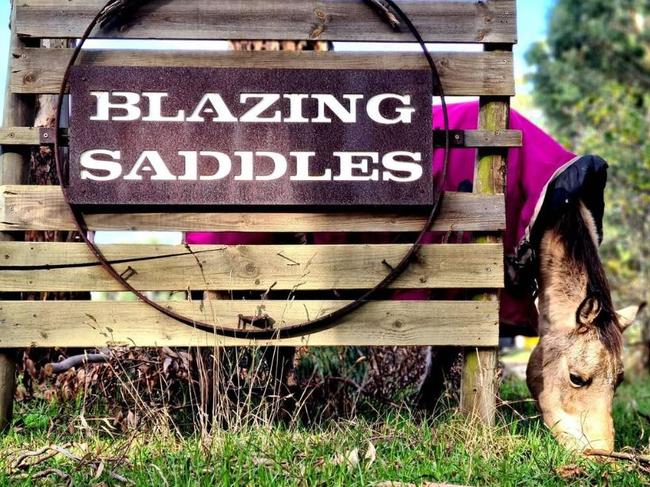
535, 202, 599, 336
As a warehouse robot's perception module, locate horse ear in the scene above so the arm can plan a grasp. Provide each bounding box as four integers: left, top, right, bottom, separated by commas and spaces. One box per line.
577, 295, 601, 331
616, 302, 647, 333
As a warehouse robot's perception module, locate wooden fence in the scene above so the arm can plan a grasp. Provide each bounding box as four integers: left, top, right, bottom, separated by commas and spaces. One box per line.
0, 0, 518, 427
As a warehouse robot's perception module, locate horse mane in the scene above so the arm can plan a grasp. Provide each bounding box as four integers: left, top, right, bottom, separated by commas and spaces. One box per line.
548, 203, 622, 354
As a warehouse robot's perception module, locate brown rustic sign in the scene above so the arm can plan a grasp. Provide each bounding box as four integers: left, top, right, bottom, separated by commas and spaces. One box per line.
68, 66, 433, 208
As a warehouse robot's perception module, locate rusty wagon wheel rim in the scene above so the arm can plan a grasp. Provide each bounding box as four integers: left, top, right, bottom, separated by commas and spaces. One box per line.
53, 0, 451, 339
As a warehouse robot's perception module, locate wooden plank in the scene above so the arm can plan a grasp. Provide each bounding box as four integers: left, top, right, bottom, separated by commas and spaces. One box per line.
11, 48, 514, 96
464, 129, 520, 148
0, 242, 504, 292
0, 127, 39, 146
0, 126, 521, 148
0, 186, 506, 232
15, 0, 517, 43
0, 300, 499, 347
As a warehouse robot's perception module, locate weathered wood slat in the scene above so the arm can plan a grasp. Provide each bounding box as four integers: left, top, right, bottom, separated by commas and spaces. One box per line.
15, 0, 516, 43
0, 186, 506, 232
0, 242, 503, 291
11, 48, 514, 96
463, 129, 520, 148
0, 300, 499, 347
0, 126, 522, 148
0, 127, 40, 146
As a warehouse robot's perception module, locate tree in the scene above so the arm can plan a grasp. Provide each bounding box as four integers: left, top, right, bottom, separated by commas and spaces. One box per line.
526, 0, 649, 309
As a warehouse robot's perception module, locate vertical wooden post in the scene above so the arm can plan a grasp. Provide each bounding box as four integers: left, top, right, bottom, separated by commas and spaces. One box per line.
0, 3, 35, 431
460, 46, 511, 424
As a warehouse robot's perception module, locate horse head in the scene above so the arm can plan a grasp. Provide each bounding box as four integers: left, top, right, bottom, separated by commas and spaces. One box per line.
526, 202, 642, 451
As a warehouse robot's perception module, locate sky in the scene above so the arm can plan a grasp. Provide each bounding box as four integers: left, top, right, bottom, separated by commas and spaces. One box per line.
0, 0, 555, 245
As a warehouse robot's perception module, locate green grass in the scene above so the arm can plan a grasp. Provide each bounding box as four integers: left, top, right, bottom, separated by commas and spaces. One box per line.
1, 378, 649, 486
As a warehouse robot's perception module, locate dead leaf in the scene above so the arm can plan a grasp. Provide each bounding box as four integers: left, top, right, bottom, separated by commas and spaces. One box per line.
364, 441, 377, 467
126, 410, 137, 429
333, 448, 359, 469
556, 464, 587, 479
94, 459, 105, 479
252, 457, 274, 467
347, 448, 360, 467
162, 357, 173, 375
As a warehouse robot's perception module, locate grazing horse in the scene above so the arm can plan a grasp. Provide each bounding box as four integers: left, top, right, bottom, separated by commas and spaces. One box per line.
526, 201, 639, 451
427, 102, 641, 451
526, 202, 618, 450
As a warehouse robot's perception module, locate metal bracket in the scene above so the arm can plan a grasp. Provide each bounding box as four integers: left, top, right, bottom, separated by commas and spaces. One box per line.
237, 313, 275, 331
39, 127, 68, 145
433, 129, 465, 147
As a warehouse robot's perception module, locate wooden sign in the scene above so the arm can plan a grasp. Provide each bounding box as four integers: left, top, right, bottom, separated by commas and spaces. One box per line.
68, 66, 433, 208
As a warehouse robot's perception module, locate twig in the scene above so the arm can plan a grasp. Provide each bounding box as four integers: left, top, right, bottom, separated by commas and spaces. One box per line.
584, 449, 650, 464
30, 468, 71, 485
49, 445, 133, 484
11, 443, 131, 484
44, 353, 110, 375
11, 444, 68, 471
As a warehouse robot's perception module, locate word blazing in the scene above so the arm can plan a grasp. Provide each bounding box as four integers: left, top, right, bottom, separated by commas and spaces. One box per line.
68, 66, 433, 207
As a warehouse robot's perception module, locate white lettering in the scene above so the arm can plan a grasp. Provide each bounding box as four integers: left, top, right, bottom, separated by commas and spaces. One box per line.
290, 152, 332, 181
233, 152, 287, 181
312, 94, 363, 123
234, 151, 254, 181
177, 151, 198, 180
240, 94, 282, 123
283, 94, 310, 123
333, 152, 379, 181
381, 151, 422, 182
198, 152, 232, 180
90, 91, 141, 121
80, 149, 122, 181
142, 92, 185, 122
186, 94, 238, 122
255, 152, 287, 180
123, 151, 177, 180
366, 94, 414, 125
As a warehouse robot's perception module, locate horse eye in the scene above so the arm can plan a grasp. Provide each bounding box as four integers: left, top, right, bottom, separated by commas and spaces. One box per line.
569, 373, 590, 388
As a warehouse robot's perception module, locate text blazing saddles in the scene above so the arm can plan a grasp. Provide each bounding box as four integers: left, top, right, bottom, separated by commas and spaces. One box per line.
68, 66, 433, 207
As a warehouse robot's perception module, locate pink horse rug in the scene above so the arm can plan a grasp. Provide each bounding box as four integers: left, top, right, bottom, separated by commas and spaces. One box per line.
186, 102, 609, 336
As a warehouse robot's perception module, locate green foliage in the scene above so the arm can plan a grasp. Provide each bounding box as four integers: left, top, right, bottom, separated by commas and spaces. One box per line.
526, 0, 650, 305
21, 412, 49, 432
297, 347, 368, 385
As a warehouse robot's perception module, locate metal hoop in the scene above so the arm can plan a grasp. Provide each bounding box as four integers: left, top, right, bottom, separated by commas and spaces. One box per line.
54, 0, 451, 339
